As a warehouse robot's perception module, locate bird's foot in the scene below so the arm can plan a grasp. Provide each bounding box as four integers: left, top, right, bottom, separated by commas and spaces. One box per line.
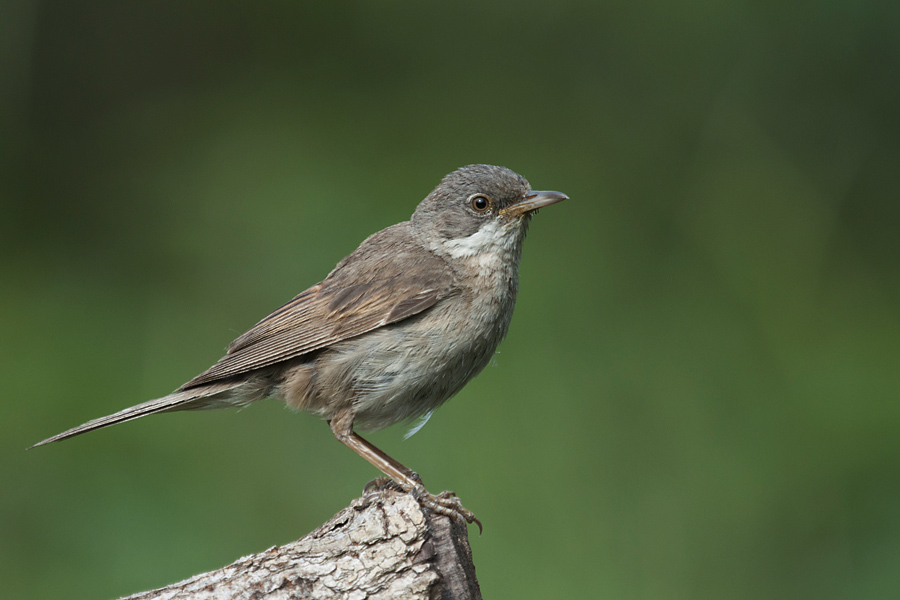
362, 471, 481, 532
363, 476, 405, 494
411, 485, 482, 534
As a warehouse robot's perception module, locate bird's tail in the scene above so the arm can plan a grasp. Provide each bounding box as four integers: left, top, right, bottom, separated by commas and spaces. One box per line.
29, 380, 252, 448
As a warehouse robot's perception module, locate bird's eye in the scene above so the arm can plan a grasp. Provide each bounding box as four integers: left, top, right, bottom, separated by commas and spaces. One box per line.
470, 195, 490, 212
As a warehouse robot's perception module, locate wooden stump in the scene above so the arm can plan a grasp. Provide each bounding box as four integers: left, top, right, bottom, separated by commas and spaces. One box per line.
121, 489, 481, 600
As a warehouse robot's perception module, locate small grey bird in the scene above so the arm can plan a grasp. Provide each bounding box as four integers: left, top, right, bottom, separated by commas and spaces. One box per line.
32, 164, 566, 527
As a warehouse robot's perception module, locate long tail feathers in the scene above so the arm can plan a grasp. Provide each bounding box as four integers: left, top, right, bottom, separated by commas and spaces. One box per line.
29, 381, 245, 449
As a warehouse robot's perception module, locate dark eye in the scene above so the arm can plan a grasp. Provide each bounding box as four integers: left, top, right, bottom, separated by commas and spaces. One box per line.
470, 195, 490, 212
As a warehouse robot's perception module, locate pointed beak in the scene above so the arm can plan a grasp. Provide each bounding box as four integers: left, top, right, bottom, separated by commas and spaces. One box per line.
500, 190, 568, 218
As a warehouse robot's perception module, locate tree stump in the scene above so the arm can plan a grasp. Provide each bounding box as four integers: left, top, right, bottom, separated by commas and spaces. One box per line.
121, 489, 481, 600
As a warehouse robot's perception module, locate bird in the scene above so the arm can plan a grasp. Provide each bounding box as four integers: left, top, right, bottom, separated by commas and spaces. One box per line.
31, 164, 567, 528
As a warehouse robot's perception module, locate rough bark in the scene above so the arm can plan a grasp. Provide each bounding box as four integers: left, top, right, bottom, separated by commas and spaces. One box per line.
120, 490, 481, 600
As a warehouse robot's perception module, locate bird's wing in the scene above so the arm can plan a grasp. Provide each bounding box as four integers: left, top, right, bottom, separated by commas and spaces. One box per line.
180, 225, 457, 389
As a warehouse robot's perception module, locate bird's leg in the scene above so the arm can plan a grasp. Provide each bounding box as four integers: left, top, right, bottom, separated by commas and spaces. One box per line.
329, 412, 481, 532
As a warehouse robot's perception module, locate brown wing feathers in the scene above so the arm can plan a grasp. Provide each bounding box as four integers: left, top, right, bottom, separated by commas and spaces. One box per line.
181, 275, 454, 390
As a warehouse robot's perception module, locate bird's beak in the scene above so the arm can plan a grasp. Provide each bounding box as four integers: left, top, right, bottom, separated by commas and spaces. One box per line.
500, 190, 568, 218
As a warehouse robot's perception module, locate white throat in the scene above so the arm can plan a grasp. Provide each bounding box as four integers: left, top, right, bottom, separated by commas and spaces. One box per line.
436, 219, 527, 278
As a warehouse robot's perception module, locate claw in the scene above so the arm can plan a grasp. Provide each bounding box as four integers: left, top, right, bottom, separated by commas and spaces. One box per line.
411, 485, 482, 533
363, 477, 404, 494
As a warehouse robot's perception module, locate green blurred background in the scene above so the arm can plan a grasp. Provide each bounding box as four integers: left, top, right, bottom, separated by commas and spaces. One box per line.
3, 1, 899, 598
